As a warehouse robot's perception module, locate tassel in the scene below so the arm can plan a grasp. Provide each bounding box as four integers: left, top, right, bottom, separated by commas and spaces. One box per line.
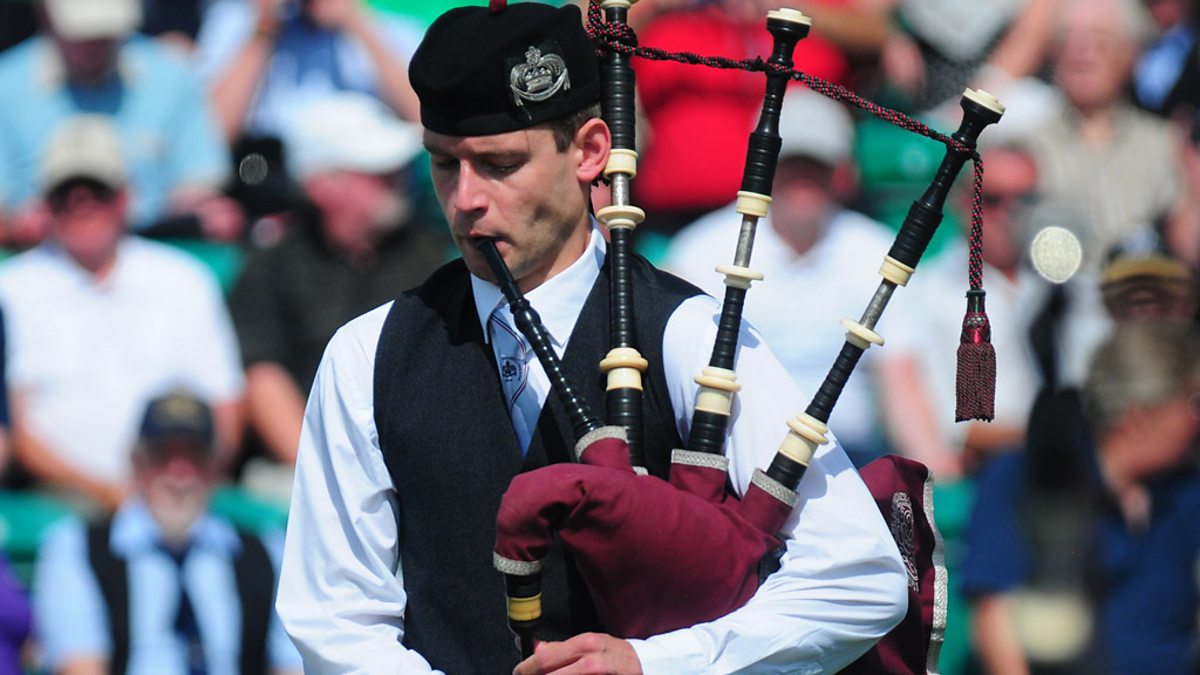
955, 289, 995, 422
489, 0, 506, 13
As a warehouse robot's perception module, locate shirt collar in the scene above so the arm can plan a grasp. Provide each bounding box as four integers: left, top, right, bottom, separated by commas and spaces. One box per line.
109, 497, 242, 558
44, 236, 132, 289
471, 221, 606, 347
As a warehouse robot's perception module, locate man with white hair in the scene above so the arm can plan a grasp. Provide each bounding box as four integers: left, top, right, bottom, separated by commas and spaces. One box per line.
662, 88, 900, 467
1023, 0, 1182, 271
229, 92, 448, 465
0, 0, 240, 245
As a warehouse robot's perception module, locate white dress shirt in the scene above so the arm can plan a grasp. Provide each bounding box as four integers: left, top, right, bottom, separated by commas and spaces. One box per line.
887, 241, 1111, 448
0, 238, 245, 483
663, 205, 904, 457
278, 226, 907, 674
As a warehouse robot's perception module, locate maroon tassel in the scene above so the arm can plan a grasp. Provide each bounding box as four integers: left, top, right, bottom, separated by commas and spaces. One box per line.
955, 289, 995, 422
489, 0, 506, 13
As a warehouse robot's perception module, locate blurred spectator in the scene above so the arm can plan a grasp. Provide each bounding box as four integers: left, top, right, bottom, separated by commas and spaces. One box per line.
1132, 0, 1199, 121
229, 93, 448, 466
1099, 228, 1198, 322
663, 89, 897, 466
0, 308, 10, 479
0, 551, 30, 675
1023, 0, 1182, 271
0, 116, 244, 513
194, 0, 423, 143
963, 322, 1200, 674
32, 390, 300, 675
141, 0, 217, 54
1167, 117, 1200, 265
0, 305, 27, 675
631, 0, 884, 236
881, 142, 1108, 479
0, 0, 242, 246
876, 0, 1068, 120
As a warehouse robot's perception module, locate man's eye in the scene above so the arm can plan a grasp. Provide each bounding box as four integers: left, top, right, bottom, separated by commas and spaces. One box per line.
431, 157, 458, 171
488, 161, 520, 175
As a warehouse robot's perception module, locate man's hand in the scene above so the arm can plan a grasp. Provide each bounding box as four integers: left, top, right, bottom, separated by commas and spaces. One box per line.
2, 201, 52, 249
193, 194, 246, 242
513, 633, 642, 675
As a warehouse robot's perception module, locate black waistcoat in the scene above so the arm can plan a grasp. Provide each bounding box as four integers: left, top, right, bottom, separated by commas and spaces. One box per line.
374, 254, 700, 674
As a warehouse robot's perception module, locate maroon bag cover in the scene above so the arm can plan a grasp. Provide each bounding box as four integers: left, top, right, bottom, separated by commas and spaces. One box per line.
844, 454, 946, 674
495, 439, 945, 673
494, 432, 795, 638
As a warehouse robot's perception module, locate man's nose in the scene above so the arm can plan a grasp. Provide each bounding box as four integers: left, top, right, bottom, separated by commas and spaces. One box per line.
451, 162, 488, 214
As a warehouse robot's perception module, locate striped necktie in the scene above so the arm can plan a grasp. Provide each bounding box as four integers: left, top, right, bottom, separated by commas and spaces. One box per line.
489, 308, 541, 453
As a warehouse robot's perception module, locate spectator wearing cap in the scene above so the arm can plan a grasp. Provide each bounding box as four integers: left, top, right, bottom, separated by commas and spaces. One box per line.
228, 92, 449, 467
31, 390, 301, 675
0, 0, 241, 246
0, 115, 244, 513
662, 88, 900, 467
277, 3, 905, 673
1100, 228, 1198, 322
193, 0, 424, 144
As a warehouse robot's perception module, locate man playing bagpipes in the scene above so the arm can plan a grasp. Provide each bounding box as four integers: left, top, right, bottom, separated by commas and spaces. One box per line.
276, 2, 911, 673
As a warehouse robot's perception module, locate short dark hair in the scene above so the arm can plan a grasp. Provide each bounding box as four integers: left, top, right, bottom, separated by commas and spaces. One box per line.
548, 103, 602, 152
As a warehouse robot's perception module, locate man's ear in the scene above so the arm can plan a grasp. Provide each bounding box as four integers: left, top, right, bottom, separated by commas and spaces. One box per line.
574, 117, 611, 185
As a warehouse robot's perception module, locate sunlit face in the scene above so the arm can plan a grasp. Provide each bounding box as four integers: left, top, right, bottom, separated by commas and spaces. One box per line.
306, 170, 407, 251
134, 441, 216, 543
1114, 394, 1200, 479
1054, 0, 1137, 111
54, 37, 120, 85
976, 149, 1039, 272
1142, 0, 1187, 31
424, 123, 602, 292
47, 179, 127, 273
1102, 277, 1197, 321
769, 156, 837, 249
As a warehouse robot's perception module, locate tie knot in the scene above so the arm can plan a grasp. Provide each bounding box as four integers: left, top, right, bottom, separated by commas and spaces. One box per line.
159, 541, 192, 568
489, 306, 539, 452
490, 309, 527, 345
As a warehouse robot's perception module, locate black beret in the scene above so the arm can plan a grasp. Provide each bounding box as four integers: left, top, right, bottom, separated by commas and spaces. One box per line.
409, 2, 601, 136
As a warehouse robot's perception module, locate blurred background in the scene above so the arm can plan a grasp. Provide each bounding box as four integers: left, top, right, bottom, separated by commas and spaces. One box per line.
0, 0, 1197, 673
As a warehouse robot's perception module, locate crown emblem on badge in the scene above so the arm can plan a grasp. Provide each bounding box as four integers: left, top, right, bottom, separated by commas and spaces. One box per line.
509, 45, 570, 109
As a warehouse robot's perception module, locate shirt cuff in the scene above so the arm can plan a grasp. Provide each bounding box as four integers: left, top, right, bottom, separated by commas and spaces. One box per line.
628, 630, 708, 674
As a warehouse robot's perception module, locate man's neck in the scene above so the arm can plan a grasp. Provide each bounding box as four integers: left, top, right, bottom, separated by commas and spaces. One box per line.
1071, 102, 1119, 145
66, 243, 120, 282
772, 211, 830, 259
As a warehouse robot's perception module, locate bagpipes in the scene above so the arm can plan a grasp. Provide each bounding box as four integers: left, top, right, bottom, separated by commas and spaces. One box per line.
487, 1, 1004, 671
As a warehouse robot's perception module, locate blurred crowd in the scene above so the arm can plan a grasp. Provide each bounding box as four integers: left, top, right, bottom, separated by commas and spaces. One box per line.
0, 0, 1197, 673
